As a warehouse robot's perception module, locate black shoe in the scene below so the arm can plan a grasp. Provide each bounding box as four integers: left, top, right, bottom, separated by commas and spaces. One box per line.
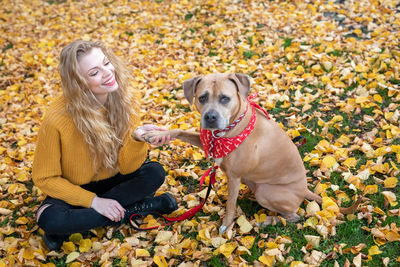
42, 233, 68, 251
125, 193, 178, 220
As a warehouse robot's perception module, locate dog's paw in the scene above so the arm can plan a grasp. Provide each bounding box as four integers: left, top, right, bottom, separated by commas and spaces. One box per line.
142, 130, 169, 145
219, 225, 227, 234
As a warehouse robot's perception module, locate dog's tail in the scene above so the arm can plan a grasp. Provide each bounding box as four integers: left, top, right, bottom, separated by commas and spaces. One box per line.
305, 189, 362, 215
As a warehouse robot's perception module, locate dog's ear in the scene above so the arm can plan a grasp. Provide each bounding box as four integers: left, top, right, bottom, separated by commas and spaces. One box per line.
229, 73, 251, 99
183, 76, 202, 105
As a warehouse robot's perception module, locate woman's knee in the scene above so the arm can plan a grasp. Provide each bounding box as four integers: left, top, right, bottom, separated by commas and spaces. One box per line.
142, 161, 165, 186
37, 205, 69, 234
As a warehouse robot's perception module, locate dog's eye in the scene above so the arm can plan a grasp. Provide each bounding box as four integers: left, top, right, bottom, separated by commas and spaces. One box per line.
198, 94, 208, 104
220, 96, 230, 104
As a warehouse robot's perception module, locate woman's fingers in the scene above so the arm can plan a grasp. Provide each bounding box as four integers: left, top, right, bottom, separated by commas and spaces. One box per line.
92, 197, 126, 222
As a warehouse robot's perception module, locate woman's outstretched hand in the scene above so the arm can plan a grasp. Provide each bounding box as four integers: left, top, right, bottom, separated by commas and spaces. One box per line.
91, 196, 126, 222
134, 124, 173, 145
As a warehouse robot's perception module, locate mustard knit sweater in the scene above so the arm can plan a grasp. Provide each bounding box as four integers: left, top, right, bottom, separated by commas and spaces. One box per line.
32, 96, 149, 208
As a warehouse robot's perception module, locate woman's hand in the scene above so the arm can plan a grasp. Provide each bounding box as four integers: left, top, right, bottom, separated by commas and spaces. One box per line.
134, 125, 172, 145
91, 196, 125, 222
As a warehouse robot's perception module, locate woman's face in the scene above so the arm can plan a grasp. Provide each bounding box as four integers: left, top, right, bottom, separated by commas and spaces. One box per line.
78, 48, 118, 104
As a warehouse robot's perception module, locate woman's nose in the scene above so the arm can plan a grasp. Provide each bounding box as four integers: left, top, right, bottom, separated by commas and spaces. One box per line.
102, 67, 113, 77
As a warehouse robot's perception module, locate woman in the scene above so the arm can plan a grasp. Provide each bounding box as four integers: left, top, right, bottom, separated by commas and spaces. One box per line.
33, 40, 177, 250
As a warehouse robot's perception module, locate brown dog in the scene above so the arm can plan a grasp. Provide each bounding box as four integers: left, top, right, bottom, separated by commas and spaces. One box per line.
143, 73, 324, 233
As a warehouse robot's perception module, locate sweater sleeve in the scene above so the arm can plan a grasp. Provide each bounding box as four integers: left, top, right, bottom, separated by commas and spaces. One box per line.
32, 119, 96, 208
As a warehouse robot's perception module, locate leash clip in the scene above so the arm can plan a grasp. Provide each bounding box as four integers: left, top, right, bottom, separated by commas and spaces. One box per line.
211, 130, 223, 139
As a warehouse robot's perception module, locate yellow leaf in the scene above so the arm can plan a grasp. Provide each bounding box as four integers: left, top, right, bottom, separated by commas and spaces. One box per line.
368, 245, 382, 256
314, 182, 328, 195
46, 56, 54, 65
136, 249, 150, 257
255, 213, 267, 224
290, 261, 307, 267
322, 197, 339, 213
266, 242, 279, 249
153, 255, 168, 267
61, 242, 76, 254
306, 201, 320, 217
334, 81, 346, 88
337, 134, 351, 145
15, 216, 29, 225
373, 94, 383, 103
240, 236, 255, 250
79, 239, 92, 253
322, 156, 337, 169
69, 233, 83, 243
391, 145, 400, 154
8, 183, 27, 194
343, 157, 357, 168
355, 64, 369, 72
381, 191, 398, 206
237, 215, 253, 233
118, 245, 132, 257
65, 251, 80, 264
386, 231, 400, 242
372, 207, 385, 215
211, 237, 227, 248
16, 172, 29, 182
364, 185, 378, 195
304, 235, 320, 248
295, 65, 304, 75
304, 217, 318, 228
384, 177, 397, 188
192, 151, 203, 161
155, 231, 173, 243
216, 242, 237, 258
259, 254, 275, 266
22, 248, 35, 260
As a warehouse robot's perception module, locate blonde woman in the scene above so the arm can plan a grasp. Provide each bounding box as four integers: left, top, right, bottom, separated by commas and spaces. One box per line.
33, 40, 177, 250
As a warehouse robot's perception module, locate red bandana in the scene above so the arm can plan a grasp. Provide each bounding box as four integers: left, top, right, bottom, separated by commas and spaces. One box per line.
200, 93, 270, 159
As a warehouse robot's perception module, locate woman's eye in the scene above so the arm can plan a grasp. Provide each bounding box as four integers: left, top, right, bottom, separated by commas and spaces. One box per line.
89, 71, 98, 77
220, 96, 230, 104
105, 61, 110, 66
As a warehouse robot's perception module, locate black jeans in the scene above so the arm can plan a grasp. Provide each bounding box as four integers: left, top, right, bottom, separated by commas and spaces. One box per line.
37, 161, 165, 234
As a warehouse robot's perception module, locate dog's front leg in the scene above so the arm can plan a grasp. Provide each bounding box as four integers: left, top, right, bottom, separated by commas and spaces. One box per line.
142, 129, 202, 148
220, 176, 241, 234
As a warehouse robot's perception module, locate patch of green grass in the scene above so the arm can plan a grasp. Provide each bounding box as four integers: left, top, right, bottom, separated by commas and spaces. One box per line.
2, 42, 13, 53
237, 198, 263, 217
327, 49, 343, 57
182, 230, 197, 240
209, 255, 229, 266
243, 50, 256, 59
283, 37, 292, 49
175, 175, 200, 194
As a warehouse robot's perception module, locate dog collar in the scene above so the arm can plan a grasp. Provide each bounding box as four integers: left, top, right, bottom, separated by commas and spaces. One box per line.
200, 93, 270, 159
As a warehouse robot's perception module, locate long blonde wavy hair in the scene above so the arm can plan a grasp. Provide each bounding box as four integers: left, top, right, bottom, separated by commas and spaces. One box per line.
59, 40, 136, 171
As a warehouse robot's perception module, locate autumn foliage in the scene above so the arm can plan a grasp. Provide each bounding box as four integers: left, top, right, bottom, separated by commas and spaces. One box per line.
0, 0, 399, 266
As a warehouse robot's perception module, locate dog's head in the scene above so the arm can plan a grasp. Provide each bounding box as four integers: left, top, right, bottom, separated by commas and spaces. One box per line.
183, 73, 251, 130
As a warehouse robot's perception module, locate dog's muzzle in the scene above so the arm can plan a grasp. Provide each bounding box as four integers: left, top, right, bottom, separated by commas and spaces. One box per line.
202, 109, 223, 129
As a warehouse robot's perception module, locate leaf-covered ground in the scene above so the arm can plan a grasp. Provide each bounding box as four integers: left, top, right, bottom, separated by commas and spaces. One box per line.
1, 0, 400, 266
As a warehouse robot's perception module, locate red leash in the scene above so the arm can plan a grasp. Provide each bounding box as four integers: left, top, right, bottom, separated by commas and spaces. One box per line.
129, 166, 218, 231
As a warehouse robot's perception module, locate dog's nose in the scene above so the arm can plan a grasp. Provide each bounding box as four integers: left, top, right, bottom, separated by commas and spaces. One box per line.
204, 111, 218, 124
